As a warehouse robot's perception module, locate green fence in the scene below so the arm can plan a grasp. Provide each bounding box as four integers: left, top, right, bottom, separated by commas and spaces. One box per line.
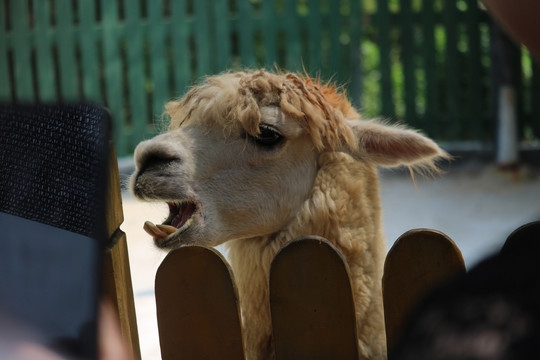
2, 0, 539, 156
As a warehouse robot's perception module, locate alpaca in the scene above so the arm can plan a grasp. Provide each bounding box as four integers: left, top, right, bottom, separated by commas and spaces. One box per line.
130, 70, 446, 359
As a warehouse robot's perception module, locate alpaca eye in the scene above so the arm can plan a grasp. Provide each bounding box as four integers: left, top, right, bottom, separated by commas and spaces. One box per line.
252, 125, 283, 148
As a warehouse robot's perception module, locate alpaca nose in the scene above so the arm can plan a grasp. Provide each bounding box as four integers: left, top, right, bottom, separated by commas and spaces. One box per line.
133, 136, 182, 174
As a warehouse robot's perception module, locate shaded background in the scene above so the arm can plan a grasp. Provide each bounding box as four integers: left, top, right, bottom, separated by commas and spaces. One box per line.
2, 0, 539, 156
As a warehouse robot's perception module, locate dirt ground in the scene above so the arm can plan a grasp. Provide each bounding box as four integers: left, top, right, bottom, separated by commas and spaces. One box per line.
121, 161, 540, 360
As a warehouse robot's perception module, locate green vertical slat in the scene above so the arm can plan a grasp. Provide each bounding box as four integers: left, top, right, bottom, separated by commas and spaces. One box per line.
33, 0, 56, 102
148, 0, 168, 129
262, 0, 277, 68
348, 0, 363, 107
78, 0, 101, 102
11, 0, 34, 102
531, 61, 540, 137
194, 0, 211, 76
421, 0, 439, 137
442, 0, 460, 139
171, 0, 191, 95
101, 0, 125, 154
307, 0, 322, 71
285, 0, 300, 71
238, 0, 255, 68
214, 0, 231, 71
465, 2, 483, 140
376, 0, 394, 118
56, 0, 78, 101
0, 0, 12, 101
328, 0, 341, 81
399, 0, 417, 125
125, 0, 148, 144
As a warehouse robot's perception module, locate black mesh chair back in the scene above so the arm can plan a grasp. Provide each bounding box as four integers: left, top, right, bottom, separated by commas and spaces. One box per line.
0, 103, 110, 359
0, 104, 110, 238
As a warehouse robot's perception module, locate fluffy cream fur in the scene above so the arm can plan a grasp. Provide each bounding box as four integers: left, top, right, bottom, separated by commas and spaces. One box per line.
131, 70, 446, 360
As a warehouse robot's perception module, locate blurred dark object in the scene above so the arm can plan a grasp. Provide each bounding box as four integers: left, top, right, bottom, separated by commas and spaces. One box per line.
0, 104, 110, 359
483, 0, 540, 60
392, 221, 540, 359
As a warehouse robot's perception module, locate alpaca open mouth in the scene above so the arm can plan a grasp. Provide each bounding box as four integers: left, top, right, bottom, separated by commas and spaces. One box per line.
143, 201, 197, 246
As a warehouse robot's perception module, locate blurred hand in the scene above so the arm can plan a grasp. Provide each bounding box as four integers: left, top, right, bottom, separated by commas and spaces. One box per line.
97, 298, 132, 360
8, 299, 132, 360
482, 0, 540, 59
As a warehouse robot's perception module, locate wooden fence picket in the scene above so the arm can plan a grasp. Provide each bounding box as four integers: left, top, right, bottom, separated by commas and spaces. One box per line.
11, 0, 33, 102
155, 245, 245, 360
78, 0, 100, 103
376, 0, 394, 119
421, 0, 439, 135
170, 0, 191, 97
382, 229, 466, 355
101, 0, 125, 151
269, 237, 359, 360
238, 0, 255, 69
194, 0, 212, 78
442, 1, 461, 140
103, 142, 142, 360
261, 0, 277, 68
125, 0, 148, 145
148, 0, 168, 127
0, 0, 9, 101
501, 221, 540, 255
33, 0, 56, 102
214, 0, 232, 71
56, 0, 78, 102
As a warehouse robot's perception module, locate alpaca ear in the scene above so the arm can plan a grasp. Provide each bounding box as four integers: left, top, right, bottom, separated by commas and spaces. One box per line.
343, 120, 446, 167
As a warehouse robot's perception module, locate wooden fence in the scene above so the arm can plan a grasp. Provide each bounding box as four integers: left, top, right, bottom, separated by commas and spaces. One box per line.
154, 230, 464, 359
2, 0, 539, 156
154, 222, 539, 359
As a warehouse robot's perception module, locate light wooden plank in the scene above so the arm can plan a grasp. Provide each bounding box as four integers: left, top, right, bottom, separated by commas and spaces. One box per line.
155, 246, 245, 360
270, 237, 359, 360
383, 229, 466, 355
103, 141, 141, 360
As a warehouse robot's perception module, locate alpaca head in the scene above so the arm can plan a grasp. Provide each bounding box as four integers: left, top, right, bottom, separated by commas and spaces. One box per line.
130, 70, 445, 249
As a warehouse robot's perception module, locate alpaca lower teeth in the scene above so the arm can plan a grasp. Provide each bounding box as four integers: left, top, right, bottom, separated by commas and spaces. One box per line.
144, 221, 178, 240
144, 221, 166, 238
157, 224, 178, 234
